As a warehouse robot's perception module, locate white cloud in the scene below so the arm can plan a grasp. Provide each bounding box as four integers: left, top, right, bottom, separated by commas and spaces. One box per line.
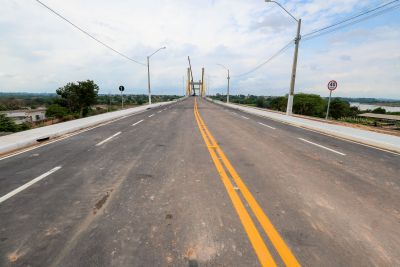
0, 0, 399, 98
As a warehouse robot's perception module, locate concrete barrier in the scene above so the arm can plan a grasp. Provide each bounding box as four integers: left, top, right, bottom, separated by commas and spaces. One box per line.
0, 98, 183, 155
207, 98, 400, 154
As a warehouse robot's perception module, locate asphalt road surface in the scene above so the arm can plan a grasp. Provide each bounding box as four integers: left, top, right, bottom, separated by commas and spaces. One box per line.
0, 97, 399, 266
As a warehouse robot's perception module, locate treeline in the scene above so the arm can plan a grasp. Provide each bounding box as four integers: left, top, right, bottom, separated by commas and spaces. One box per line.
211, 94, 360, 119
0, 80, 180, 133
0, 90, 180, 112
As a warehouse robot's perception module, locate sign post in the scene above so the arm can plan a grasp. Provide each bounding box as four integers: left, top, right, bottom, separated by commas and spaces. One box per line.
119, 85, 125, 109
325, 80, 337, 120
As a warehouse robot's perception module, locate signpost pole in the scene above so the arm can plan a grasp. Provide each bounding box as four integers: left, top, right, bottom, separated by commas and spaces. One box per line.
119, 86, 125, 110
325, 90, 332, 120
121, 90, 124, 109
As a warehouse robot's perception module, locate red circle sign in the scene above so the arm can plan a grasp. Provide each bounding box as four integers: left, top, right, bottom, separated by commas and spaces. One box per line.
328, 80, 337, 91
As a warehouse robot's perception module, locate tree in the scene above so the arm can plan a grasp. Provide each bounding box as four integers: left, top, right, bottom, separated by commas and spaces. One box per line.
268, 96, 287, 112
56, 80, 99, 117
293, 93, 326, 117
0, 114, 18, 132
46, 104, 68, 119
328, 98, 352, 119
372, 107, 386, 114
256, 97, 266, 108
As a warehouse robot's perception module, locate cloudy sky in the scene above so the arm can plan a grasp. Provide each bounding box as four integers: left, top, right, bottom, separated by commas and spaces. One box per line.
0, 0, 399, 98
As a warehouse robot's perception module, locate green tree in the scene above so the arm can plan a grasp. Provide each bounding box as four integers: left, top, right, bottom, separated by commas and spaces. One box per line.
268, 96, 287, 112
56, 80, 99, 117
0, 114, 18, 132
293, 93, 326, 117
372, 107, 386, 114
46, 104, 69, 119
327, 98, 352, 119
256, 97, 266, 108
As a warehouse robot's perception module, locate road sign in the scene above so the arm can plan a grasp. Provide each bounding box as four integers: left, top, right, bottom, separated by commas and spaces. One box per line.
326, 80, 338, 119
328, 80, 337, 91
119, 85, 125, 92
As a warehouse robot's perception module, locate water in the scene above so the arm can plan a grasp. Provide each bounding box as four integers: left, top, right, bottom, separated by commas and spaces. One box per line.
349, 103, 400, 112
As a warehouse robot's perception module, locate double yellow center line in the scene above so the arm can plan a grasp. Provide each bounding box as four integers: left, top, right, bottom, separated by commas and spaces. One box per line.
194, 98, 300, 267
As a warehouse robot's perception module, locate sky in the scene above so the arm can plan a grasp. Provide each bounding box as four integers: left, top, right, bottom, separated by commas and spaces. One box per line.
0, 0, 399, 98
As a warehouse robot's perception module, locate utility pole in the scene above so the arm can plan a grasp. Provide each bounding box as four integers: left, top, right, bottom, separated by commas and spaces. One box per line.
265, 0, 301, 116
287, 19, 301, 116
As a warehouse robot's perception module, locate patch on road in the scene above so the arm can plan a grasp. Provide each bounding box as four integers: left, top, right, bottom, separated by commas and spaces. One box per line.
93, 190, 113, 214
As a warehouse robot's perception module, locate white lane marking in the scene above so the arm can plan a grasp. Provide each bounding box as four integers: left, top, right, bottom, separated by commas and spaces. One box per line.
148, 114, 155, 118
241, 115, 249, 120
298, 138, 346, 156
132, 119, 144, 126
0, 166, 62, 204
258, 122, 276, 130
157, 110, 162, 113
96, 132, 121, 146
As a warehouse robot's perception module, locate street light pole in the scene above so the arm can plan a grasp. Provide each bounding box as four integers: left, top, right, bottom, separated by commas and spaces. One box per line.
227, 69, 230, 104
147, 56, 151, 105
217, 64, 230, 104
265, 0, 301, 116
147, 46, 166, 105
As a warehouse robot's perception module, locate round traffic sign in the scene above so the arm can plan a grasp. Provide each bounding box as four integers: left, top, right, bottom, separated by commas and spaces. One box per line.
327, 80, 337, 91
119, 85, 125, 92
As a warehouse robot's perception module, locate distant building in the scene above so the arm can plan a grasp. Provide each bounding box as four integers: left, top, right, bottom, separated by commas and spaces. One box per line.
1, 109, 46, 124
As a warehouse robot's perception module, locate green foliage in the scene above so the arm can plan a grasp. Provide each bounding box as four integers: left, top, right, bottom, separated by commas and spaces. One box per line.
18, 122, 31, 131
293, 94, 326, 117
0, 93, 56, 111
46, 104, 69, 119
0, 114, 18, 132
268, 96, 287, 112
371, 107, 386, 114
56, 80, 99, 117
327, 98, 357, 119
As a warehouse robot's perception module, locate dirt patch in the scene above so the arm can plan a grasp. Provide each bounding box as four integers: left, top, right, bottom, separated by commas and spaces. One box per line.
8, 250, 23, 263
45, 227, 60, 236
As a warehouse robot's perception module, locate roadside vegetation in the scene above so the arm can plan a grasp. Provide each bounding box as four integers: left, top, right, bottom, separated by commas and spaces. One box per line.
210, 94, 400, 129
0, 80, 180, 133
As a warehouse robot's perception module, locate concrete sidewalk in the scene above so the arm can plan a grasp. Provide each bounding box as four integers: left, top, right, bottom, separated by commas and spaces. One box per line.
0, 99, 181, 155
207, 98, 400, 154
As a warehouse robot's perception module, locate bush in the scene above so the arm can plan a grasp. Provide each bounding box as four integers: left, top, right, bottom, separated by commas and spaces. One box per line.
372, 107, 386, 114
268, 96, 287, 112
328, 98, 353, 119
46, 104, 69, 119
0, 114, 18, 132
293, 93, 326, 117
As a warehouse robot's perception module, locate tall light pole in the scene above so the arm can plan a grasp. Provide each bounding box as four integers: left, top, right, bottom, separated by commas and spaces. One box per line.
147, 46, 166, 105
265, 0, 301, 116
217, 64, 230, 104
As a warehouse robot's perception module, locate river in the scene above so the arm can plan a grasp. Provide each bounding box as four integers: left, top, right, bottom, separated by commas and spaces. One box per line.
349, 103, 400, 112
